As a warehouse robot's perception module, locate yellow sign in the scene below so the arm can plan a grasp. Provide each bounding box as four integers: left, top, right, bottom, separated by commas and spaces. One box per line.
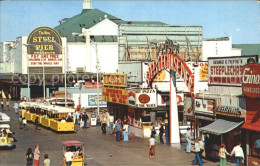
154, 70, 166, 82
102, 87, 129, 105
103, 73, 127, 87
27, 26, 62, 55
199, 65, 208, 81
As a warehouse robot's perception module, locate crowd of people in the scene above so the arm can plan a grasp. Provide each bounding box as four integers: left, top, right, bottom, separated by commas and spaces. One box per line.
185, 128, 245, 166
25, 144, 50, 166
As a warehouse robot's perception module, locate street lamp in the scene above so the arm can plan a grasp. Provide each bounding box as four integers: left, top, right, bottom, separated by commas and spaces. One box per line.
43, 39, 67, 106
72, 32, 100, 116
23, 44, 46, 101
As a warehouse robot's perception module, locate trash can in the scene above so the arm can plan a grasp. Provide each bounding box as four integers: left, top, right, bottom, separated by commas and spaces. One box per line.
90, 114, 97, 126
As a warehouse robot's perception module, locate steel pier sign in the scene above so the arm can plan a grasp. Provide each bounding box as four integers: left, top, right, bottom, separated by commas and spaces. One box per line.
242, 63, 260, 98
27, 26, 63, 67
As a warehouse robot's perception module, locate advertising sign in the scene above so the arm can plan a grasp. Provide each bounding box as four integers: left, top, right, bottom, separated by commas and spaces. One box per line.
88, 94, 107, 107
241, 63, 260, 98
208, 56, 258, 86
27, 26, 63, 67
186, 62, 208, 81
102, 87, 128, 105
194, 98, 215, 115
128, 90, 136, 106
103, 73, 127, 87
135, 89, 157, 108
183, 95, 194, 116
216, 105, 246, 118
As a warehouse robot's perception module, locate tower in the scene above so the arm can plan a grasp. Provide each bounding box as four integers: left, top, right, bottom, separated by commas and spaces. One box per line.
83, 0, 92, 9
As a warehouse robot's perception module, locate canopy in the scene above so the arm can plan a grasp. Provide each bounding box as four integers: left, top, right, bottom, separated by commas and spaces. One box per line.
62, 141, 84, 146
199, 119, 244, 135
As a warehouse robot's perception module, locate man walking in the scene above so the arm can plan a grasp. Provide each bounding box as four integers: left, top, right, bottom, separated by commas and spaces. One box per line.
231, 142, 244, 166
108, 114, 114, 135
14, 101, 19, 114
186, 128, 192, 153
1, 100, 4, 111
115, 120, 122, 141
82, 112, 88, 129
101, 115, 107, 134
6, 100, 10, 111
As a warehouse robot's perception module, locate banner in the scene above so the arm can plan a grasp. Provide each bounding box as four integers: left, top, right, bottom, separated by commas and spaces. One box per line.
103, 73, 127, 87
102, 87, 128, 105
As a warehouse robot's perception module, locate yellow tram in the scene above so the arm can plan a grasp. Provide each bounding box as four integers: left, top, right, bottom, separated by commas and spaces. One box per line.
19, 102, 75, 132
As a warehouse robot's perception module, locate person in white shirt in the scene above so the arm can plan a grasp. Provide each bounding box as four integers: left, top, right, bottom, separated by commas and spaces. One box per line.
123, 123, 129, 142
1, 100, 4, 110
63, 147, 75, 166
6, 100, 10, 111
108, 115, 114, 135
186, 128, 192, 153
14, 102, 19, 114
149, 135, 156, 158
231, 142, 244, 166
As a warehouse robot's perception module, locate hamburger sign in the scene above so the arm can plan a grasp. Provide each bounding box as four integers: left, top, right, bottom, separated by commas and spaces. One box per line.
242, 63, 260, 98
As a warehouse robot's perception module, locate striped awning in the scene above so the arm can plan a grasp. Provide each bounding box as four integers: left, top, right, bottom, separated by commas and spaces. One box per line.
199, 119, 244, 135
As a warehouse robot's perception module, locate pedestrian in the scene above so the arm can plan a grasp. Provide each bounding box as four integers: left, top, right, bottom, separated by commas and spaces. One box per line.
219, 143, 230, 166
186, 127, 192, 153
82, 112, 88, 129
35, 117, 39, 131
115, 120, 122, 141
1, 100, 4, 110
43, 154, 50, 166
26, 148, 34, 166
14, 101, 19, 114
159, 124, 164, 144
204, 133, 211, 159
149, 135, 156, 158
6, 100, 10, 111
101, 115, 107, 134
151, 125, 156, 139
123, 122, 129, 142
18, 116, 23, 129
75, 111, 80, 125
199, 137, 205, 158
108, 114, 114, 135
23, 118, 28, 131
231, 142, 244, 166
34, 144, 40, 166
63, 147, 75, 166
192, 138, 203, 166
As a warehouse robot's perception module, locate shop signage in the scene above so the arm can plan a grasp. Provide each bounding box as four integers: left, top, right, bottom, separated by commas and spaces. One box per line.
88, 94, 107, 107
216, 105, 245, 117
183, 95, 194, 116
186, 62, 208, 81
102, 87, 128, 105
27, 26, 63, 67
103, 73, 127, 87
208, 56, 258, 86
135, 89, 157, 108
241, 63, 260, 98
194, 98, 215, 115
128, 90, 136, 105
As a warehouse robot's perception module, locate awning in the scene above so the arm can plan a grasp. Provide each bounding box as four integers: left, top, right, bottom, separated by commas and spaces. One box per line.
199, 119, 244, 135
241, 110, 260, 132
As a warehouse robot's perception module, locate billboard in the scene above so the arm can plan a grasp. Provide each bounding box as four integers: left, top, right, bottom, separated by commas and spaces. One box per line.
103, 73, 127, 87
102, 87, 128, 105
88, 94, 107, 107
208, 56, 258, 86
27, 26, 63, 67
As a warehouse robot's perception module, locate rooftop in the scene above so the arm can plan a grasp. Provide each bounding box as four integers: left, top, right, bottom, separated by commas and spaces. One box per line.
55, 9, 166, 42
233, 44, 260, 56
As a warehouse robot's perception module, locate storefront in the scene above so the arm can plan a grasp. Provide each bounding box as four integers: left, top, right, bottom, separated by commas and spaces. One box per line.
240, 63, 260, 166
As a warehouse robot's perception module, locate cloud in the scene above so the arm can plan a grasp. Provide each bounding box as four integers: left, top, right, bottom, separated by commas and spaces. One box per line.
236, 28, 240, 31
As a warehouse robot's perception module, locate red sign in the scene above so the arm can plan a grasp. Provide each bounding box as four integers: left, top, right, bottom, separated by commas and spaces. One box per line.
139, 94, 150, 104
242, 63, 260, 98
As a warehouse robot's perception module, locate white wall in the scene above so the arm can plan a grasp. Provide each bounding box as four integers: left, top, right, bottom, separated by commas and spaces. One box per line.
202, 37, 241, 61
89, 43, 118, 73
89, 18, 118, 36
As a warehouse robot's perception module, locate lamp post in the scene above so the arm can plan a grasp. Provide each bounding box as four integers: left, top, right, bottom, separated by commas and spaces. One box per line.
72, 32, 100, 116
43, 39, 67, 106
23, 44, 46, 100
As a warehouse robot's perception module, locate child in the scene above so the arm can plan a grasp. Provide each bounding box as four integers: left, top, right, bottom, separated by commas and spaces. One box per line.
23, 118, 28, 131
43, 154, 50, 166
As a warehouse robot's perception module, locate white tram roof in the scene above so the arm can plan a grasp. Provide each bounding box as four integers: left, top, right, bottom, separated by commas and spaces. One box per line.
0, 112, 10, 122
0, 124, 10, 129
19, 102, 34, 107
20, 102, 75, 113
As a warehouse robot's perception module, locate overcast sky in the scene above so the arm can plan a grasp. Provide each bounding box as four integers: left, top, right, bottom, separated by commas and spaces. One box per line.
1, 0, 260, 44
